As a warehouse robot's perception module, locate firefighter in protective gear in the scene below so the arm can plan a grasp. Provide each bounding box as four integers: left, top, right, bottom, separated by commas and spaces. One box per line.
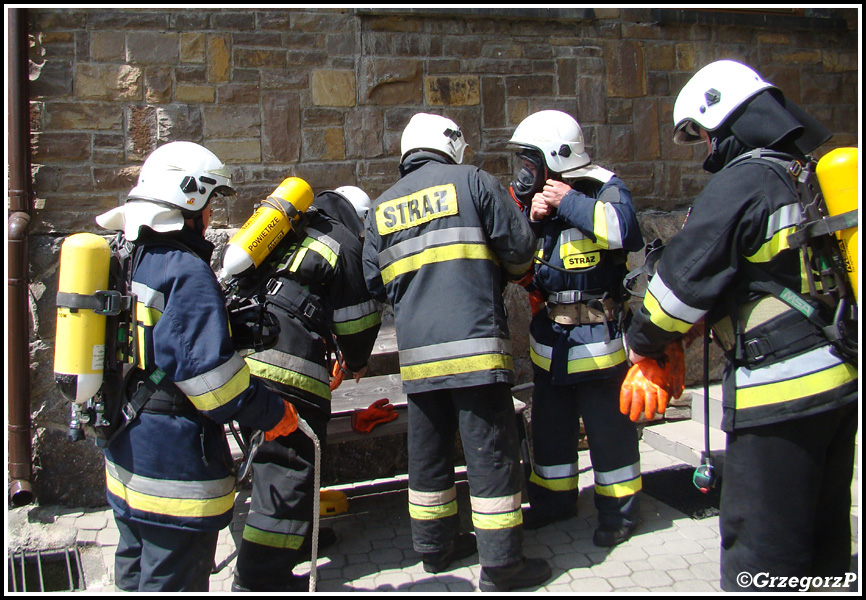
232, 187, 381, 592
509, 110, 646, 547
93, 141, 292, 592
624, 60, 858, 591
363, 113, 552, 592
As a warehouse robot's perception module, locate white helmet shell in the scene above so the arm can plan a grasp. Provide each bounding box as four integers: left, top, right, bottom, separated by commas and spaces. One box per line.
508, 110, 591, 174
400, 113, 467, 164
127, 141, 235, 213
673, 59, 776, 144
335, 185, 372, 221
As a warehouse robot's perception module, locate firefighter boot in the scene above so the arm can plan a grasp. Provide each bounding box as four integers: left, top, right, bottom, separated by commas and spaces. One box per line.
592, 521, 637, 548
422, 532, 478, 573
479, 557, 552, 592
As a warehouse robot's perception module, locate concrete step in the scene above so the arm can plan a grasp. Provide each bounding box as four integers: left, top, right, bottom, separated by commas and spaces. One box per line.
689, 383, 724, 430
641, 419, 727, 474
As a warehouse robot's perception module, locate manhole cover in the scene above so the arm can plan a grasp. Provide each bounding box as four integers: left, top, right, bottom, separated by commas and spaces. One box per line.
7, 547, 85, 592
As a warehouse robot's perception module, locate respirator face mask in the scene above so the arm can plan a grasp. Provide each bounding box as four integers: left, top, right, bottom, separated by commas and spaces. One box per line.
511, 150, 547, 207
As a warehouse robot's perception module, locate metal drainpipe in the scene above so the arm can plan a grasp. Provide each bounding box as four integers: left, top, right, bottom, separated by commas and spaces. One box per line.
8, 6, 35, 507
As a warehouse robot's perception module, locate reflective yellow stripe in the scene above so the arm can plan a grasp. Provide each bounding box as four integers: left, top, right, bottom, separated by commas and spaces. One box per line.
736, 361, 857, 410
567, 347, 626, 373
136, 325, 146, 370
247, 358, 331, 400
530, 345, 552, 371
472, 508, 522, 531
303, 238, 338, 269
408, 500, 458, 520
185, 362, 252, 411
746, 226, 796, 264
381, 243, 497, 284
105, 469, 234, 519
593, 201, 610, 250
136, 303, 161, 327
400, 353, 512, 382
595, 476, 642, 498
644, 289, 692, 334
242, 525, 304, 549
332, 311, 381, 336
529, 470, 580, 492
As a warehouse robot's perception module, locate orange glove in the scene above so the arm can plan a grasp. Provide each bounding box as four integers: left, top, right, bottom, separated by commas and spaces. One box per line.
264, 400, 299, 441
351, 398, 398, 434
620, 340, 685, 422
330, 360, 345, 391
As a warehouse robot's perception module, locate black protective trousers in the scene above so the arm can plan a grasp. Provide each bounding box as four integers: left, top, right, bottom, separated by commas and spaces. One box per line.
527, 374, 641, 530
234, 404, 328, 590
407, 382, 525, 568
720, 401, 857, 592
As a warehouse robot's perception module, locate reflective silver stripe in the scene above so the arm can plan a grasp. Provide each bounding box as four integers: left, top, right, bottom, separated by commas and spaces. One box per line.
647, 273, 706, 325
735, 345, 848, 388
333, 299, 379, 324
399, 337, 512, 367
408, 486, 457, 507
377, 226, 487, 267
567, 338, 624, 362
764, 203, 803, 241
248, 349, 330, 383
594, 461, 641, 486
560, 228, 588, 244
308, 227, 341, 255
131, 281, 164, 311
174, 352, 249, 398
106, 460, 235, 500
469, 493, 522, 514
533, 461, 579, 479
529, 336, 553, 360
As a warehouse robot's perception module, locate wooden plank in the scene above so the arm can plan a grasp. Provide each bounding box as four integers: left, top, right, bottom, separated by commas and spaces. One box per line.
330, 373, 406, 416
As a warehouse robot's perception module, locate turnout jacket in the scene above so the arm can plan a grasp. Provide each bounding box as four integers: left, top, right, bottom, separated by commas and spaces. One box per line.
245, 207, 381, 415
363, 152, 536, 394
626, 154, 857, 432
104, 228, 285, 531
527, 170, 644, 384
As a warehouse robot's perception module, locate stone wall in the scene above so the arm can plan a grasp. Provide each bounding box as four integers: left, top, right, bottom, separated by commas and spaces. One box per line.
19, 7, 859, 505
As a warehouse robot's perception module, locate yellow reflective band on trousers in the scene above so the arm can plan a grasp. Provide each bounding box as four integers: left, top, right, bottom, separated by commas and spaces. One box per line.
470, 493, 523, 531
735, 350, 858, 411
594, 462, 643, 498
381, 243, 497, 285
105, 461, 235, 519
529, 461, 580, 492
400, 353, 513, 382
242, 524, 304, 550
408, 487, 458, 521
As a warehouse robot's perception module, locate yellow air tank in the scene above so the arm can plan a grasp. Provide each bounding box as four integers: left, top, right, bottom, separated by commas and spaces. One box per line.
54, 233, 111, 403
816, 147, 859, 302
219, 177, 314, 283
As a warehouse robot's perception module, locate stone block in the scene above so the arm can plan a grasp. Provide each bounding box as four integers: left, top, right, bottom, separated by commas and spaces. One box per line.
633, 98, 660, 160
126, 105, 157, 162
74, 64, 142, 101
234, 48, 286, 69
176, 84, 215, 103
180, 32, 206, 63
360, 57, 422, 105
204, 105, 261, 138
312, 70, 357, 107
89, 31, 125, 62
44, 102, 122, 131
207, 35, 231, 83
424, 75, 480, 106
157, 104, 203, 143
206, 139, 261, 164
481, 77, 506, 129
262, 92, 300, 163
126, 32, 179, 64
92, 166, 139, 192
302, 127, 346, 161
605, 40, 647, 99
32, 131, 90, 163
145, 67, 171, 104
345, 107, 385, 159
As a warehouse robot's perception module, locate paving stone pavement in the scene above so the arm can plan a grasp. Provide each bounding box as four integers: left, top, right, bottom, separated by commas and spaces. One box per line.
9, 439, 860, 594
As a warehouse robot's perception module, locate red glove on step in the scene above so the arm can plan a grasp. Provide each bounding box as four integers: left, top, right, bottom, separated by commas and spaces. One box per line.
351, 398, 398, 434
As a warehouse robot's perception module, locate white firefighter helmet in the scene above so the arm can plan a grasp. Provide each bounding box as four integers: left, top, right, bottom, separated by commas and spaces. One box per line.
673, 59, 777, 145
335, 185, 372, 221
128, 141, 235, 213
400, 113, 467, 164
508, 110, 591, 175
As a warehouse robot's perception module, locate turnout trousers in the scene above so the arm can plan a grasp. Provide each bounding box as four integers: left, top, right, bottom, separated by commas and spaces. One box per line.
527, 373, 641, 529
407, 382, 524, 568
114, 516, 218, 592
720, 401, 857, 592
235, 404, 328, 590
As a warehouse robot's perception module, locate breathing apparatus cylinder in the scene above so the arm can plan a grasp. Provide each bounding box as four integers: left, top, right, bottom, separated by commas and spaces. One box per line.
218, 177, 314, 283
816, 147, 859, 302
54, 233, 111, 403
